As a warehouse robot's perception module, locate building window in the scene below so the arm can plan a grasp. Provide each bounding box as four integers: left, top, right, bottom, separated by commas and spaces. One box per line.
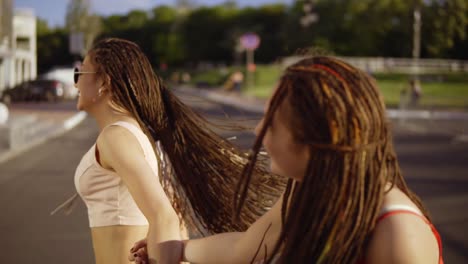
16, 37, 30, 51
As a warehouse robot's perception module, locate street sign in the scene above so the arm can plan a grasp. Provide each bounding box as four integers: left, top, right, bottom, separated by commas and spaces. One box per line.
69, 32, 84, 55
240, 33, 261, 51
239, 33, 261, 90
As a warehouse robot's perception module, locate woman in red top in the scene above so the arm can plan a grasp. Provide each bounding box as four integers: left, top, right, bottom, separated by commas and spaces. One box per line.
131, 56, 443, 264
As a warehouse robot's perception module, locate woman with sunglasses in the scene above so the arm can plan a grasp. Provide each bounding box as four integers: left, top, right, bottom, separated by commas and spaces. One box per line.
130, 56, 443, 264
70, 38, 283, 264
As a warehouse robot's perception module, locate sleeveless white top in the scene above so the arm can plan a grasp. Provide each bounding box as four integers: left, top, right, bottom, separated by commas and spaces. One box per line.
74, 121, 162, 227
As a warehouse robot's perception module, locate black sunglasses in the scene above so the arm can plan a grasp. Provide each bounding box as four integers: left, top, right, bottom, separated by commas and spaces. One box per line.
74, 67, 97, 84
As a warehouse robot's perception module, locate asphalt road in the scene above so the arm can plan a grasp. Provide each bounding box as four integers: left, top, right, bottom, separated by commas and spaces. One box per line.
0, 90, 467, 263
0, 115, 96, 263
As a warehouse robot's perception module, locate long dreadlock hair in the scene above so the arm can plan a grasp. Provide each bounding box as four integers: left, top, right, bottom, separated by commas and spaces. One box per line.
234, 56, 430, 263
87, 38, 285, 235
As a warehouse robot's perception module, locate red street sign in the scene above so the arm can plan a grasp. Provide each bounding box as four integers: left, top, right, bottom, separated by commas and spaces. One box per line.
240, 33, 261, 51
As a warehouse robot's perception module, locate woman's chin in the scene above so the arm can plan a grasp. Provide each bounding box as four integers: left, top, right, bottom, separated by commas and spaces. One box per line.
76, 101, 86, 112
271, 166, 302, 181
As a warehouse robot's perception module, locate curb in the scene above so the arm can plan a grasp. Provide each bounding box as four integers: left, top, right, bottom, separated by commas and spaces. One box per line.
0, 111, 87, 164
63, 111, 87, 130
387, 109, 468, 120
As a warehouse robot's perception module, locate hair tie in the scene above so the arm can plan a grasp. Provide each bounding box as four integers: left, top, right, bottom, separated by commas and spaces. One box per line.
289, 64, 346, 84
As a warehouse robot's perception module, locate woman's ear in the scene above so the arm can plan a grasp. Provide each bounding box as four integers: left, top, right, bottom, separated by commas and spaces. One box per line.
97, 74, 112, 96
99, 73, 111, 89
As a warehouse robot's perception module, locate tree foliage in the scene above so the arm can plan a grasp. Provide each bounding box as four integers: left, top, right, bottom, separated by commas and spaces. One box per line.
36, 28, 75, 74
36, 0, 468, 73
422, 0, 468, 57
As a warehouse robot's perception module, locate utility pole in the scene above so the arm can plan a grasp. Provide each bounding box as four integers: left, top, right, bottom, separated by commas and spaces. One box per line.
66, 0, 101, 57
300, 0, 318, 28
411, 1, 422, 84
412, 3, 422, 60
409, 1, 423, 108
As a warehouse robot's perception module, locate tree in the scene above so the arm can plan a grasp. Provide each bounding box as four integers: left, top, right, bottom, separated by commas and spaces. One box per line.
36, 18, 50, 35
123, 10, 149, 29
65, 0, 102, 55
421, 0, 468, 57
176, 0, 196, 14
35, 0, 468, 73
150, 6, 186, 65
180, 6, 234, 62
37, 29, 75, 73
235, 4, 289, 62
448, 23, 468, 59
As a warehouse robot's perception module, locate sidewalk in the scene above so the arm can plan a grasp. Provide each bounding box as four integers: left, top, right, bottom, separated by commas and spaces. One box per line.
176, 85, 468, 139
0, 101, 86, 163
177, 85, 468, 121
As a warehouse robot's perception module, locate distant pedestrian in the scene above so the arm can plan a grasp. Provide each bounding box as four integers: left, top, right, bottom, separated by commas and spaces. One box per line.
181, 72, 191, 84
409, 78, 423, 106
54, 38, 282, 264
400, 78, 423, 110
231, 71, 244, 93
130, 56, 443, 264
169, 71, 180, 85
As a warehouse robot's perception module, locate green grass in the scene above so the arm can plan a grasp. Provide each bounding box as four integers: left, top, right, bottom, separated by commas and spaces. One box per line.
243, 64, 282, 97
190, 69, 230, 86
378, 80, 468, 109
190, 64, 468, 109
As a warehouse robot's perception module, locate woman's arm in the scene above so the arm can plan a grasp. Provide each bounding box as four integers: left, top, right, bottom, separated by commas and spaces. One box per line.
130, 194, 285, 264
98, 126, 181, 264
183, 195, 283, 264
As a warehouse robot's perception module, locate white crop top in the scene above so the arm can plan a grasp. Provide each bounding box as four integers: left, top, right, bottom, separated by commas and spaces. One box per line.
74, 121, 163, 227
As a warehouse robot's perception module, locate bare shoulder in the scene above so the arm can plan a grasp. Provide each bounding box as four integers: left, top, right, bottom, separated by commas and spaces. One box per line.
98, 124, 133, 142
96, 125, 145, 168
97, 125, 142, 151
365, 212, 440, 264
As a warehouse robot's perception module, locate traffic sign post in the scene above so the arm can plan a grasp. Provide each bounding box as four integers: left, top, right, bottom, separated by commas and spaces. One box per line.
239, 33, 260, 90
240, 33, 260, 51
69, 32, 85, 56
246, 49, 255, 88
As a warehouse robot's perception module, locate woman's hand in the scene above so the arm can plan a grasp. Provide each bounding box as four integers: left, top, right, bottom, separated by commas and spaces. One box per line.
129, 238, 149, 264
129, 238, 185, 264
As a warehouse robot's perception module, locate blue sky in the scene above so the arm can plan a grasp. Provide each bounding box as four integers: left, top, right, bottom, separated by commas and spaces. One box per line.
15, 0, 293, 28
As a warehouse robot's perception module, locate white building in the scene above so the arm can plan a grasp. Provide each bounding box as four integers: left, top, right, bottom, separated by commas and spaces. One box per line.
0, 3, 37, 94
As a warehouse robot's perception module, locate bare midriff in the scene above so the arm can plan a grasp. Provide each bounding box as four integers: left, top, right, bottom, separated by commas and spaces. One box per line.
91, 225, 148, 264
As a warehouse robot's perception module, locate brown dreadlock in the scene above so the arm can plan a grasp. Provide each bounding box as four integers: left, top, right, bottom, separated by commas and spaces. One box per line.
234, 56, 430, 263
87, 38, 285, 235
